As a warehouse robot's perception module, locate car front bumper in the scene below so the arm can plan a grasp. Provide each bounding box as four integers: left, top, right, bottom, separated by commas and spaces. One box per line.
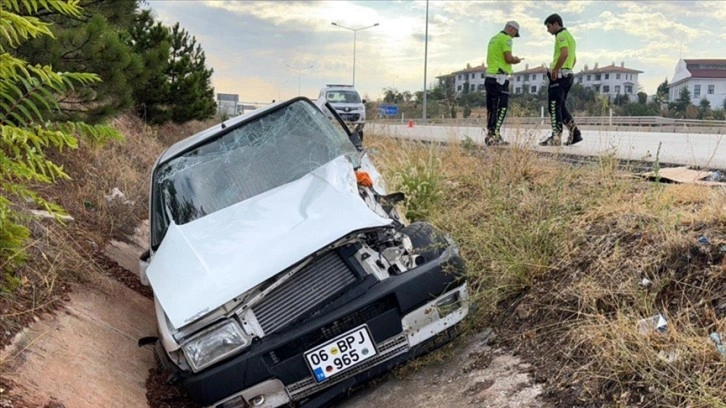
159, 247, 468, 408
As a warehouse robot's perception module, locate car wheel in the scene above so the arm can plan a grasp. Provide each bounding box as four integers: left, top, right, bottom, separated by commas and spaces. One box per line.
400, 221, 448, 264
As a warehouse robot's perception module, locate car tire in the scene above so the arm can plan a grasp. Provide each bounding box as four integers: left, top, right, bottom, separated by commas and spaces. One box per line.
400, 221, 448, 264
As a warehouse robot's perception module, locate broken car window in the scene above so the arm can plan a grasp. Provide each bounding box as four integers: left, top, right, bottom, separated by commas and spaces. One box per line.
150, 100, 360, 248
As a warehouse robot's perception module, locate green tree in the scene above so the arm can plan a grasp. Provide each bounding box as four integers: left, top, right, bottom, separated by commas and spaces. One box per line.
430, 82, 453, 101
402, 91, 413, 103
674, 87, 692, 117
168, 23, 216, 123
655, 78, 669, 103
382, 88, 397, 104
128, 9, 172, 124
637, 92, 648, 105
14, 0, 142, 123
697, 98, 712, 119
618, 102, 659, 116
1, 0, 121, 268
613, 94, 630, 106
459, 91, 486, 108
567, 84, 599, 115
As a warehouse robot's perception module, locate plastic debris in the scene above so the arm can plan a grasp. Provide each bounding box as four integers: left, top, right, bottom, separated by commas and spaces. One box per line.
710, 332, 726, 358
29, 209, 75, 222
640, 278, 653, 288
697, 235, 710, 245
657, 349, 680, 363
105, 187, 134, 205
636, 314, 667, 335
705, 170, 726, 182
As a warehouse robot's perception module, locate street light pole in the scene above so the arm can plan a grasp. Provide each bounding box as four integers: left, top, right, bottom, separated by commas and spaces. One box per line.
286, 64, 313, 96
331, 22, 379, 86
423, 0, 429, 124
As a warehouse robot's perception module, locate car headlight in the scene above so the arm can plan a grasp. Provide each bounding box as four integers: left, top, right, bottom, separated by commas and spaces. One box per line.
182, 320, 250, 372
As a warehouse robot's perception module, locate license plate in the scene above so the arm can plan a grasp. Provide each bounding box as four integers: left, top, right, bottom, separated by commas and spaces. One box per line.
304, 325, 377, 383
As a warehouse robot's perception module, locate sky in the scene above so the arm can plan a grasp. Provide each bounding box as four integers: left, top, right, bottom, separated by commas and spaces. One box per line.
146, 0, 726, 105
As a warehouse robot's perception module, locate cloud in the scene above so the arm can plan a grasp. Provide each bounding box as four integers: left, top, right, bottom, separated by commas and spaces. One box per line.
148, 0, 726, 100
577, 7, 700, 44
204, 1, 377, 30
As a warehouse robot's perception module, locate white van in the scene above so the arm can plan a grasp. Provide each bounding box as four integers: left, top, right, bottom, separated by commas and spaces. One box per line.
319, 84, 366, 132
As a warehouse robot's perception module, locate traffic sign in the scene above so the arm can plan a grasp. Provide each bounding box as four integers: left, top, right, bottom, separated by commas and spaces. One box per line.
378, 104, 398, 117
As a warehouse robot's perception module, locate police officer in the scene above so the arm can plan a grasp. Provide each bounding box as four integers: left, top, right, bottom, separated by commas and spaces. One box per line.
485, 21, 523, 146
540, 13, 582, 146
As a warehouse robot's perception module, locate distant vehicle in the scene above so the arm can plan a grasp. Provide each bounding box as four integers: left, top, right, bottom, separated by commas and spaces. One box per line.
138, 97, 469, 408
319, 84, 366, 137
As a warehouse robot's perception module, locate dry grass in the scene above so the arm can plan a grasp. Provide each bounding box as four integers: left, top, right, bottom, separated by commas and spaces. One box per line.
0, 220, 102, 350
365, 129, 726, 407
39, 115, 216, 244
1, 114, 217, 347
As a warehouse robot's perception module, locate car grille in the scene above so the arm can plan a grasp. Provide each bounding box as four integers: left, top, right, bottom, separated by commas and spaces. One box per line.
339, 113, 360, 121
267, 296, 398, 363
253, 251, 357, 335
285, 332, 410, 401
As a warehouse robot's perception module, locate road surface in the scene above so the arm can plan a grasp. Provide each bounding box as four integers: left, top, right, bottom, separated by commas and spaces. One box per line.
369, 123, 726, 170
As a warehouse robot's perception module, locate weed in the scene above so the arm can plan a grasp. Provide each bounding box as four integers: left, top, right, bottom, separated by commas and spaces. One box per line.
384, 143, 444, 221
460, 136, 478, 152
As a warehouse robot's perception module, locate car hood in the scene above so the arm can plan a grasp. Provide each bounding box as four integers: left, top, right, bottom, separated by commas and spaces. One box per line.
147, 156, 391, 329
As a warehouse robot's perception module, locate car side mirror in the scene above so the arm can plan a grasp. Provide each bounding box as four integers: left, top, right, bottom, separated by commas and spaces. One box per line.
362, 99, 367, 104
350, 123, 364, 151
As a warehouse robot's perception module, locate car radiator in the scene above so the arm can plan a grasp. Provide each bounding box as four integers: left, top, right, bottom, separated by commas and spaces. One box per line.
253, 251, 357, 335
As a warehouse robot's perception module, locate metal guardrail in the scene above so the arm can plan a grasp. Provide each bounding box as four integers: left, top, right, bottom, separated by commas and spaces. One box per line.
372, 116, 726, 134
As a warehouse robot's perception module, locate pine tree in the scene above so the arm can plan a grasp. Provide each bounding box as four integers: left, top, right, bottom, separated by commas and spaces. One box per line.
674, 87, 692, 117
13, 0, 142, 123
128, 9, 172, 124
655, 78, 669, 104
0, 0, 121, 268
697, 98, 711, 119
168, 23, 216, 123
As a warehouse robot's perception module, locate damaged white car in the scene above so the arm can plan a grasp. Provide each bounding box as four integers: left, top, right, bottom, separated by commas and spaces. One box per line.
138, 97, 469, 408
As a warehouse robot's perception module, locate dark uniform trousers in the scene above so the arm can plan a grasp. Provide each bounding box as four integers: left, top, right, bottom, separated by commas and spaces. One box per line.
547, 73, 574, 135
485, 77, 510, 136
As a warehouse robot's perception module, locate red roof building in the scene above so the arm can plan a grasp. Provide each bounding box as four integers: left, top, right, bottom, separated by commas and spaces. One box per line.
669, 59, 726, 106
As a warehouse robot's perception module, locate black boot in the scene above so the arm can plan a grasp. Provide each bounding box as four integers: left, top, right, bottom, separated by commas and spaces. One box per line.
564, 121, 583, 145
566, 127, 583, 145
486, 131, 509, 146
539, 132, 561, 146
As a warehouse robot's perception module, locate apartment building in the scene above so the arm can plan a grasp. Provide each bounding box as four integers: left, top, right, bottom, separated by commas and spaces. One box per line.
439, 61, 643, 98
576, 62, 643, 97
510, 65, 549, 94
436, 63, 488, 94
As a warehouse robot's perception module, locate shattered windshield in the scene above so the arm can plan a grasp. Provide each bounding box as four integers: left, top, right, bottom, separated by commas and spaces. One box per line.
151, 100, 359, 248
